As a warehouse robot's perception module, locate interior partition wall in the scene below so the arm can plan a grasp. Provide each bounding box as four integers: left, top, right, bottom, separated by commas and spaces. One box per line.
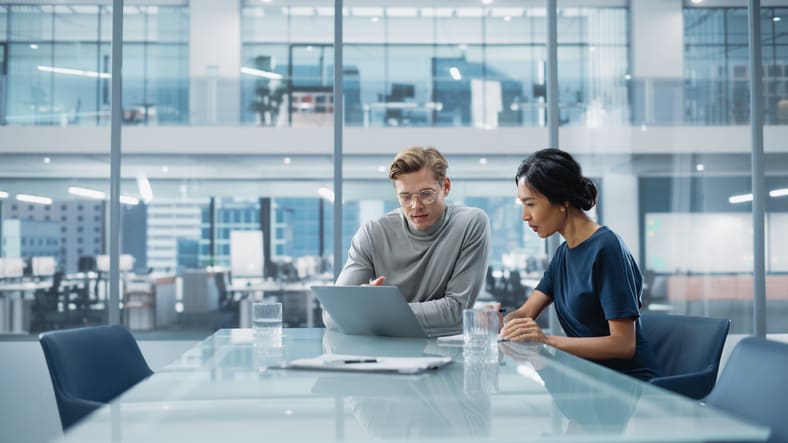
1, 0, 784, 337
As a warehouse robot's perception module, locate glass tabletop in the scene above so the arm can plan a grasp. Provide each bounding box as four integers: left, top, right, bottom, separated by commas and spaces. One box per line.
58, 328, 768, 443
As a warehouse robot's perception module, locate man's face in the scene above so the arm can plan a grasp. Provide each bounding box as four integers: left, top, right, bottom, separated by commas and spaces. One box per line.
394, 168, 451, 232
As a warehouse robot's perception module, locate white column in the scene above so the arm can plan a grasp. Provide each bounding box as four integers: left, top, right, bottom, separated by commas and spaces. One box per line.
602, 173, 640, 262
189, 0, 241, 125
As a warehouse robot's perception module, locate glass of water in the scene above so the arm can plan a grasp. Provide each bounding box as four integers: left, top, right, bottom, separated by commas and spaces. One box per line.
253, 302, 282, 347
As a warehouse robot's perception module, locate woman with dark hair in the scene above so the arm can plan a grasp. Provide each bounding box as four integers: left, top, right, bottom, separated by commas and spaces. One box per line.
500, 148, 657, 381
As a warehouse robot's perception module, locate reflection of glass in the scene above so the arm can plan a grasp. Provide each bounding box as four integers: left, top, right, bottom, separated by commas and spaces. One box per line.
463, 355, 499, 394
254, 336, 284, 372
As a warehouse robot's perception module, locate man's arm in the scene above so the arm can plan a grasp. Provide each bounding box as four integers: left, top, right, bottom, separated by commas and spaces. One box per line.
410, 211, 490, 329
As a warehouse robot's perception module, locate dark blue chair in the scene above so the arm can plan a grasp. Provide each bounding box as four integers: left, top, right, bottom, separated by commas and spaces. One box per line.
640, 313, 730, 399
39, 325, 153, 431
704, 337, 788, 443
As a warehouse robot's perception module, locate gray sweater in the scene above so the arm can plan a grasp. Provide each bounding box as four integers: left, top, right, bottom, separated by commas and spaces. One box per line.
333, 205, 490, 329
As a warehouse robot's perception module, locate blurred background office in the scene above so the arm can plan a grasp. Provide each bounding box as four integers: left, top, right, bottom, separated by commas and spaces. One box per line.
0, 0, 787, 339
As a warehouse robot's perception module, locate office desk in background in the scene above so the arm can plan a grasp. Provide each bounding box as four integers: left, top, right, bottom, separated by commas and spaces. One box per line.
57, 329, 767, 443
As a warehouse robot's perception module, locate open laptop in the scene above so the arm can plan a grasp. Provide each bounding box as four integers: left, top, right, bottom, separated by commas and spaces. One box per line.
311, 285, 460, 338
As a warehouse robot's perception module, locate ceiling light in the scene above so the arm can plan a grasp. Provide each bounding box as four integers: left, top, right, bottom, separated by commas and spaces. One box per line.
503, 16, 512, 21
161, 166, 169, 173
482, 0, 494, 4
695, 163, 705, 172
728, 193, 753, 204
16, 194, 53, 205
68, 186, 106, 200
479, 158, 488, 165
0, 191, 8, 199
490, 8, 524, 17
420, 8, 453, 18
137, 175, 154, 204
386, 8, 418, 17
283, 157, 292, 165
351, 7, 383, 17
774, 17, 782, 22
240, 66, 283, 80
370, 16, 379, 23
38, 65, 110, 79
318, 187, 335, 203
690, 0, 703, 4
120, 195, 140, 205
457, 8, 484, 17
377, 165, 386, 173
30, 44, 39, 50
449, 67, 462, 80
769, 188, 788, 198
624, 73, 632, 80
43, 157, 51, 164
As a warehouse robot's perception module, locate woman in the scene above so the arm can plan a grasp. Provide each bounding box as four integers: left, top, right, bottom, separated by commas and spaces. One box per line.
500, 148, 657, 381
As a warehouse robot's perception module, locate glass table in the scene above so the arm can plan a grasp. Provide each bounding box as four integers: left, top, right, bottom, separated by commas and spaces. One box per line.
58, 328, 768, 442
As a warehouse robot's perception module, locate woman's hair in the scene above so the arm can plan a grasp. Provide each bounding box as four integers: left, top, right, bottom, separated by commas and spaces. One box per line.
388, 146, 448, 182
514, 148, 598, 211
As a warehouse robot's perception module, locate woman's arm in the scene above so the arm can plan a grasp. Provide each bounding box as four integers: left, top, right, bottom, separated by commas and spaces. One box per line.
502, 316, 637, 360
504, 290, 552, 323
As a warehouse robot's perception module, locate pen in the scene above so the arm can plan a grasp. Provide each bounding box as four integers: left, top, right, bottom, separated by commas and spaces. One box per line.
325, 358, 379, 365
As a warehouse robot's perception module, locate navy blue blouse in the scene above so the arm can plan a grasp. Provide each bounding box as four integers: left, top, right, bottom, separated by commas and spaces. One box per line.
536, 226, 658, 380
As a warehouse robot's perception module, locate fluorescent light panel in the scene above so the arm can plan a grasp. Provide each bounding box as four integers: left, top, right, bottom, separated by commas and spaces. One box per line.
728, 193, 753, 204
38, 65, 110, 79
0, 191, 8, 199
137, 175, 154, 203
120, 195, 140, 205
68, 186, 106, 200
16, 194, 53, 205
449, 67, 462, 80
240, 66, 283, 80
769, 188, 788, 198
351, 7, 383, 17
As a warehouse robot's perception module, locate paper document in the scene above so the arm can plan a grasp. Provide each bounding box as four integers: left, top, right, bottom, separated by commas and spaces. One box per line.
278, 354, 452, 374
437, 333, 509, 344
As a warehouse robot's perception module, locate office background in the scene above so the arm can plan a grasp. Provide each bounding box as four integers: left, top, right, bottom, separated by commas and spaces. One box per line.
0, 0, 787, 439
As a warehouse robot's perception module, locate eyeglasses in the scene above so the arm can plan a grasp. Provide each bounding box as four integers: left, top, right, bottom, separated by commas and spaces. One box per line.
398, 189, 438, 206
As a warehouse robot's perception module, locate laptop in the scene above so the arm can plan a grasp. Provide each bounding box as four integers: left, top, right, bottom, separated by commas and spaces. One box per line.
311, 285, 460, 338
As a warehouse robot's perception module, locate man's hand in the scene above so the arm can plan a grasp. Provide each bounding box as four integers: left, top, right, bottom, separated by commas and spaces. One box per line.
365, 276, 385, 286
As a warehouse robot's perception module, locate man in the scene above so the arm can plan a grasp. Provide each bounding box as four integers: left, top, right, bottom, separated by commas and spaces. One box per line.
325, 146, 490, 330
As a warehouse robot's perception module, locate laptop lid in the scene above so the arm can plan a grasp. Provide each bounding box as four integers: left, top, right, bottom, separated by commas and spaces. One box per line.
313, 285, 451, 338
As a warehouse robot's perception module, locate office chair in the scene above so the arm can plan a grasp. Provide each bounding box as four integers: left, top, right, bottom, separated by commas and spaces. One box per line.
640, 313, 729, 399
39, 325, 153, 431
704, 337, 788, 443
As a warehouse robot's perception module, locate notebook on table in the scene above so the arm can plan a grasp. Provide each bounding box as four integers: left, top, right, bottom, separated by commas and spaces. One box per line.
311, 285, 460, 338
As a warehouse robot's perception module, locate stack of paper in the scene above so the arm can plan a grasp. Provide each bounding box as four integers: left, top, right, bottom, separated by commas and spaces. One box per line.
279, 354, 452, 374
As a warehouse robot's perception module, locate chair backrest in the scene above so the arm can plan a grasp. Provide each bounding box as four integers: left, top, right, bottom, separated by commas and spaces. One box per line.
640, 313, 729, 377
705, 337, 788, 443
39, 325, 153, 430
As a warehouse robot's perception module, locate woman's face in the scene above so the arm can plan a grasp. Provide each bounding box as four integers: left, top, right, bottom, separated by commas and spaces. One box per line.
516, 178, 567, 238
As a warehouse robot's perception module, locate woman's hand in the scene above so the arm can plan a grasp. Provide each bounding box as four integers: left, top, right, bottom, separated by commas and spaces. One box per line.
500, 316, 547, 343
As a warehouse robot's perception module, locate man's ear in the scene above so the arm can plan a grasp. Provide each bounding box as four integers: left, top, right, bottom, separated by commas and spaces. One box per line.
443, 176, 451, 195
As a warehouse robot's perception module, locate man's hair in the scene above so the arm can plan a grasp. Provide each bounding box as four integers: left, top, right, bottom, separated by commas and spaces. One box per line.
388, 146, 448, 182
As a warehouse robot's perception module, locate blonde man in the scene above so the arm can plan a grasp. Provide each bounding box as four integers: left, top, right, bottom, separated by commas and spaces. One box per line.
326, 146, 490, 331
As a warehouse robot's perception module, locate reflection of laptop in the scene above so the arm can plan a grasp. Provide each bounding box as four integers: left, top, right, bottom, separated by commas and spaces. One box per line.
311, 285, 460, 338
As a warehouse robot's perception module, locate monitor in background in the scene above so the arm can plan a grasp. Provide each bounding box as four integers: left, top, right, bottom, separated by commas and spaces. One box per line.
32, 256, 56, 277
95, 254, 135, 272
230, 230, 264, 280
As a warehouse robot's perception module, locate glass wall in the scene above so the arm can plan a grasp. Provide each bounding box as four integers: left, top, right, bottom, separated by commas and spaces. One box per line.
2, 0, 785, 338
241, 5, 628, 128
2, 4, 188, 126
685, 7, 788, 125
